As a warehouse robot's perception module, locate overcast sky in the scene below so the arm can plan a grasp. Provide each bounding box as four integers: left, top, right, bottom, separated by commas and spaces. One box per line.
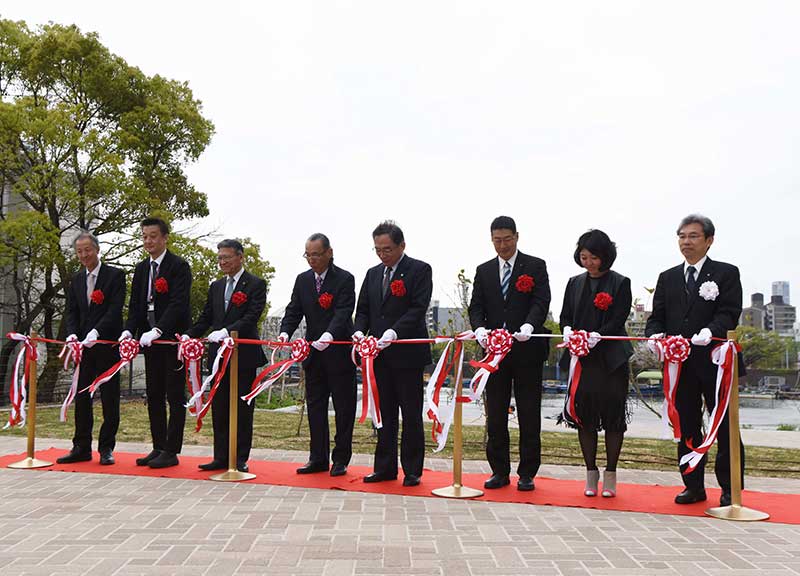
5, 2, 800, 321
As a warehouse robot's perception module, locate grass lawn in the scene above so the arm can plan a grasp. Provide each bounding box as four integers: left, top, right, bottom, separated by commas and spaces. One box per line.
3, 399, 800, 479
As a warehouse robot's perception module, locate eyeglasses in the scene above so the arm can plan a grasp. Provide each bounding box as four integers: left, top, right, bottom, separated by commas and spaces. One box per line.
374, 246, 396, 255
217, 254, 238, 262
303, 252, 326, 260
677, 234, 704, 241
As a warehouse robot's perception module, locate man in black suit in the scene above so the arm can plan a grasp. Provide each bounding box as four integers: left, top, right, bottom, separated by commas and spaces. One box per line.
120, 217, 192, 469
646, 214, 744, 507
279, 233, 356, 477
57, 231, 126, 465
354, 221, 432, 487
468, 216, 551, 491
186, 239, 267, 473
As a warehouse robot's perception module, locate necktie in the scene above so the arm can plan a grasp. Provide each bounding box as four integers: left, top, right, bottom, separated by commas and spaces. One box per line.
224, 276, 235, 310
686, 265, 697, 296
149, 261, 158, 302
501, 261, 512, 297
315, 274, 323, 294
86, 272, 95, 305
382, 266, 391, 297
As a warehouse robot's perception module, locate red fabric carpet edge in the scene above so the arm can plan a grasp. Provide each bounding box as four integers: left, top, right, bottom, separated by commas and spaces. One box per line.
2, 448, 797, 524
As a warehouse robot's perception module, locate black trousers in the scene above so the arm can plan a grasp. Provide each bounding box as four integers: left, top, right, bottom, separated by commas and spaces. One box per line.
143, 345, 186, 454
484, 346, 544, 478
372, 360, 425, 478
72, 348, 120, 453
676, 356, 745, 492
304, 361, 356, 466
211, 365, 256, 464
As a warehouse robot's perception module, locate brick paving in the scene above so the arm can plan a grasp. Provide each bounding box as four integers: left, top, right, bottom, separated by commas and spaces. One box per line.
1, 437, 799, 575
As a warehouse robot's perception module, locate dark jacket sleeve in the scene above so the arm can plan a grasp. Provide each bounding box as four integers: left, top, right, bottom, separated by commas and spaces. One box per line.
390, 261, 433, 339
645, 272, 667, 336
65, 276, 79, 337
188, 283, 215, 337
707, 265, 743, 338
154, 258, 191, 336
228, 277, 266, 335
94, 268, 126, 337
467, 266, 486, 330
327, 272, 355, 337
598, 276, 632, 336
353, 272, 371, 334
524, 260, 551, 330
124, 263, 144, 336
280, 275, 305, 337
559, 277, 574, 331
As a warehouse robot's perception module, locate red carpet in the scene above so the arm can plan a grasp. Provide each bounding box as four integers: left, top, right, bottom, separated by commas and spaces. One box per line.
3, 448, 798, 524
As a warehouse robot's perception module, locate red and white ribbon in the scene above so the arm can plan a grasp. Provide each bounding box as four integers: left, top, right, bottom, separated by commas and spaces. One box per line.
425, 332, 473, 452
85, 338, 139, 395
58, 339, 83, 421
680, 340, 738, 474
4, 333, 37, 428
242, 339, 310, 404
178, 337, 205, 415
467, 329, 514, 401
354, 336, 382, 429
656, 335, 691, 440
191, 337, 235, 431
557, 330, 591, 426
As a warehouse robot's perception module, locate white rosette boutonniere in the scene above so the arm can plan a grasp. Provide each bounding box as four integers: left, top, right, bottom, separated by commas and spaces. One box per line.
698, 280, 719, 301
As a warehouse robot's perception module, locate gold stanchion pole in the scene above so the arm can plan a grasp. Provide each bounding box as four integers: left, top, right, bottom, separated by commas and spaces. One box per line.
9, 332, 52, 469
705, 329, 768, 521
211, 331, 255, 482
432, 354, 483, 499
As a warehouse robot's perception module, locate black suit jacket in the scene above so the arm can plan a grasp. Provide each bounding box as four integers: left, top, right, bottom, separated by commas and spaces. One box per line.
280, 263, 355, 369
468, 251, 552, 360
125, 250, 192, 339
66, 263, 126, 343
354, 254, 433, 369
188, 270, 268, 369
645, 257, 742, 369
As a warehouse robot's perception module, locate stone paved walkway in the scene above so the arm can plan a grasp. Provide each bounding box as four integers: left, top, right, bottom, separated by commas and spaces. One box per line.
1, 437, 799, 575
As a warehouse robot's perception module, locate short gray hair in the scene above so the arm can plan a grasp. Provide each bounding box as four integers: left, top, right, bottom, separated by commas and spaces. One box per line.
217, 239, 244, 254
307, 232, 331, 250
73, 230, 100, 251
677, 214, 715, 238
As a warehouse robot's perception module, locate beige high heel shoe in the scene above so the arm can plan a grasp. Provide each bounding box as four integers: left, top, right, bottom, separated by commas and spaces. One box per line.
584, 469, 599, 497
602, 470, 617, 498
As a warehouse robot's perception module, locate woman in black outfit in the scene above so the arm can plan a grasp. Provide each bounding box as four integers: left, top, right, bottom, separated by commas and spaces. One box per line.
559, 229, 633, 497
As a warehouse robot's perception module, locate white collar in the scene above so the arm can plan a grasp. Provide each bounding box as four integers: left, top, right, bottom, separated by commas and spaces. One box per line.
498, 250, 518, 269
150, 250, 167, 266
86, 260, 102, 276
315, 268, 329, 281
684, 256, 707, 276
227, 268, 245, 284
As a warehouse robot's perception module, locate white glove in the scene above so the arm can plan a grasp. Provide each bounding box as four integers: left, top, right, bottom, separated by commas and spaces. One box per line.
278, 332, 289, 343
646, 333, 664, 354
587, 331, 601, 349
377, 329, 397, 350
515, 323, 533, 342
180, 334, 190, 342
207, 328, 229, 343
691, 327, 712, 346
562, 326, 573, 342
312, 331, 333, 351
81, 329, 99, 349
118, 330, 133, 342
352, 330, 365, 341
473, 327, 488, 348
139, 328, 161, 347
66, 334, 78, 343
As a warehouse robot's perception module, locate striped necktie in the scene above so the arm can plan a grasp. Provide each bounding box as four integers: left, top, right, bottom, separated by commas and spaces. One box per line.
501, 261, 512, 297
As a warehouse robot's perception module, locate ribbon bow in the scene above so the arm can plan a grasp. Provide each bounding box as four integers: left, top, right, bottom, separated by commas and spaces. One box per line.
467, 329, 514, 401
58, 339, 83, 422
656, 335, 691, 440
557, 330, 591, 426
86, 338, 140, 395
178, 337, 206, 415
4, 333, 37, 428
242, 338, 311, 405
354, 336, 382, 428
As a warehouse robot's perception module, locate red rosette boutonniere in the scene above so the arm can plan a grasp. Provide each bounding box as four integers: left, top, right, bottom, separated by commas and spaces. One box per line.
515, 274, 535, 293
593, 292, 613, 311
154, 277, 169, 294
318, 292, 333, 309
390, 279, 406, 297
231, 291, 248, 307
90, 289, 105, 305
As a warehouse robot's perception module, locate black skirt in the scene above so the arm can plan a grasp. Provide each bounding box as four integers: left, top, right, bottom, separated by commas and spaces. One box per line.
559, 351, 630, 432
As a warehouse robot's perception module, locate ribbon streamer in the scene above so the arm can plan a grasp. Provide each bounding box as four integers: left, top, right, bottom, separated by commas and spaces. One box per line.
656, 335, 691, 440
190, 337, 235, 431
85, 338, 140, 395
557, 330, 590, 426
4, 333, 37, 428
467, 329, 514, 401
354, 336, 382, 429
425, 332, 472, 452
58, 340, 83, 422
679, 340, 738, 474
178, 337, 206, 415
242, 339, 310, 404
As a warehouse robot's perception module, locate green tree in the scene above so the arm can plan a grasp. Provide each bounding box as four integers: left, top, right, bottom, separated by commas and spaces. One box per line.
0, 20, 216, 400
736, 325, 789, 369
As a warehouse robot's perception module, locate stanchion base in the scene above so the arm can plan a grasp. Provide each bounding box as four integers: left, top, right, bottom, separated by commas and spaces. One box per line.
209, 469, 257, 482
705, 504, 770, 522
432, 483, 483, 499
8, 457, 53, 469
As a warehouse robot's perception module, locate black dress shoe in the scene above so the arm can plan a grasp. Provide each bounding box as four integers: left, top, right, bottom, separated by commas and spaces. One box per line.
296, 461, 328, 474
330, 463, 347, 477
402, 475, 421, 487
99, 450, 115, 465
237, 463, 249, 473
484, 474, 510, 489
363, 472, 397, 483
56, 449, 92, 464
720, 491, 732, 507
674, 488, 707, 504
517, 476, 535, 492
136, 450, 161, 466
198, 460, 227, 471
148, 451, 179, 469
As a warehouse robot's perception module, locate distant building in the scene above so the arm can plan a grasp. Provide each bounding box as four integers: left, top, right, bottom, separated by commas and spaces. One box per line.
740, 293, 766, 329
772, 281, 790, 305
427, 300, 469, 335
765, 295, 796, 337
627, 303, 650, 337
